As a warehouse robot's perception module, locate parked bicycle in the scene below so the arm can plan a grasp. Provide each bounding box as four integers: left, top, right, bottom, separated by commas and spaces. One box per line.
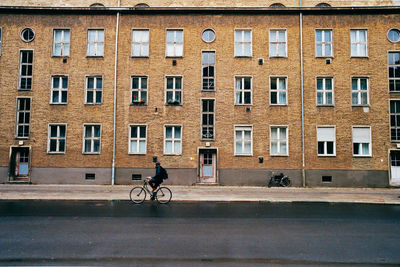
268, 173, 291, 187
130, 177, 172, 204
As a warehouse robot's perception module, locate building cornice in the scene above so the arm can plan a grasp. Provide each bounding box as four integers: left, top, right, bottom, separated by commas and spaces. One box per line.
0, 6, 400, 15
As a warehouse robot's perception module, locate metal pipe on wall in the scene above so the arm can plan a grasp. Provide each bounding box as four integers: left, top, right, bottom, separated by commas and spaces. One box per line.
300, 0, 306, 187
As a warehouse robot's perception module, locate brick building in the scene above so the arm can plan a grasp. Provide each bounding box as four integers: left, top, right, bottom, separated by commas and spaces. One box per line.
0, 1, 400, 187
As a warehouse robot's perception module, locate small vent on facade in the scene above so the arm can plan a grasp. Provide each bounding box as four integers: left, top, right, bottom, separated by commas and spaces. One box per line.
172, 60, 177, 66
322, 176, 332, 183
132, 174, 142, 180
326, 58, 331, 64
258, 58, 264, 65
85, 173, 96, 180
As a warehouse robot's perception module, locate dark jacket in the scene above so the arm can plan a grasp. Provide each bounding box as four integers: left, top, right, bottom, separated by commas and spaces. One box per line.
153, 166, 163, 182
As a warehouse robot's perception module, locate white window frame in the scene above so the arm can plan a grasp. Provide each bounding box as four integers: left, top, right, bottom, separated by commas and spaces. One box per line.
234, 76, 252, 105
83, 124, 101, 154
390, 100, 400, 142
132, 29, 149, 57
18, 50, 33, 91
202, 50, 216, 91
165, 76, 183, 105
166, 29, 183, 57
315, 29, 333, 57
316, 77, 334, 106
350, 29, 368, 57
351, 77, 369, 106
85, 76, 103, 104
352, 126, 371, 157
129, 124, 147, 154
201, 98, 215, 140
270, 126, 289, 156
270, 76, 287, 105
0, 27, 2, 56
48, 124, 67, 154
389, 51, 400, 93
234, 29, 252, 57
53, 29, 70, 57
131, 76, 148, 105
87, 29, 104, 57
269, 29, 287, 58
164, 125, 182, 155
234, 125, 253, 156
15, 97, 31, 139
317, 126, 336, 156
50, 75, 68, 104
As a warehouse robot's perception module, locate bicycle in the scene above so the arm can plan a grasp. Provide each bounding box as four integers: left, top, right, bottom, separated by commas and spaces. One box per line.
129, 177, 172, 204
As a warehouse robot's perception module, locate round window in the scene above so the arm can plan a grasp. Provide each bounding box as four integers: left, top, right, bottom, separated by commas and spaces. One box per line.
21, 28, 35, 42
202, 29, 216, 43
388, 28, 400, 43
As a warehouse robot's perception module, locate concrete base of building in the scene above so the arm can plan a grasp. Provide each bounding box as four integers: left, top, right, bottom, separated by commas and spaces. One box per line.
219, 169, 302, 187
115, 168, 197, 185
29, 167, 112, 184
305, 170, 389, 188
0, 167, 8, 183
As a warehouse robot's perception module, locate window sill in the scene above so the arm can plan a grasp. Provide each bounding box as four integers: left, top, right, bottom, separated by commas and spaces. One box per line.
270, 154, 289, 157
350, 56, 369, 59
202, 89, 216, 92
269, 56, 288, 59
50, 103, 68, 105
82, 152, 101, 155
317, 104, 335, 107
270, 104, 288, 106
163, 153, 182, 156
86, 55, 104, 58
47, 152, 66, 155
52, 55, 70, 58
317, 154, 336, 157
166, 103, 182, 106
18, 89, 32, 91
128, 152, 147, 155
131, 56, 149, 58
234, 154, 253, 157
85, 103, 103, 105
235, 104, 252, 106
234, 56, 252, 58
353, 155, 372, 158
131, 102, 147, 106
351, 105, 370, 107
15, 137, 29, 140
315, 56, 334, 59
166, 56, 183, 58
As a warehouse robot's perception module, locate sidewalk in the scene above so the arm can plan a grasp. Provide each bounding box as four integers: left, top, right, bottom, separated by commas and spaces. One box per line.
1, 184, 400, 204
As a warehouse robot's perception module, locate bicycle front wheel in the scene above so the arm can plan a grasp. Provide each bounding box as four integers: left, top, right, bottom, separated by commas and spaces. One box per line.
130, 187, 146, 204
156, 187, 172, 204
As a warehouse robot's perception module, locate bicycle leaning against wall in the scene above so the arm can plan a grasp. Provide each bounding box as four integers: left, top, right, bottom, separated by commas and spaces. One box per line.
129, 177, 172, 204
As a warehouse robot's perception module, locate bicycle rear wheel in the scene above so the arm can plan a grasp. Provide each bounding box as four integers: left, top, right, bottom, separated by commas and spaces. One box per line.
130, 187, 146, 204
156, 187, 172, 204
280, 177, 291, 187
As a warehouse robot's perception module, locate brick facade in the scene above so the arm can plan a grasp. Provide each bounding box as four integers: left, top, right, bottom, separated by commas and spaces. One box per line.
0, 5, 399, 186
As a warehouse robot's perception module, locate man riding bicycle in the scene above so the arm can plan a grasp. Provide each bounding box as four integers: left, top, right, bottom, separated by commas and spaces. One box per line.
149, 162, 168, 200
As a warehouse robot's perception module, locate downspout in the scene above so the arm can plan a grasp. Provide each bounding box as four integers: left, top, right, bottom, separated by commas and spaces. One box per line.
300, 0, 305, 187
112, 0, 120, 185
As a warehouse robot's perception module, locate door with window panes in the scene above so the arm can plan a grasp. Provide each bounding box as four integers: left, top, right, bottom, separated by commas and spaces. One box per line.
390, 151, 400, 186
199, 149, 217, 183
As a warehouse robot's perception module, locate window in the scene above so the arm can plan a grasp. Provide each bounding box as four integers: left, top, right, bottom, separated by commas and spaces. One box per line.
351, 77, 369, 106
202, 99, 215, 140
53, 29, 70, 57
316, 77, 333, 105
235, 77, 252, 105
270, 3, 285, 7
350, 29, 367, 57
388, 29, 400, 43
389, 52, 400, 92
202, 29, 215, 43
202, 51, 215, 91
86, 76, 102, 104
131, 76, 147, 105
234, 29, 252, 57
235, 126, 252, 156
166, 29, 183, 57
269, 29, 287, 57
132, 29, 149, 57
166, 76, 182, 105
129, 125, 146, 154
390, 100, 400, 142
0, 28, 2, 56
164, 126, 182, 155
316, 3, 331, 7
87, 29, 104, 57
20, 28, 35, 42
315, 29, 332, 57
270, 77, 287, 105
317, 127, 335, 156
16, 98, 30, 138
83, 125, 101, 154
270, 126, 288, 156
353, 127, 371, 156
48, 124, 66, 153
19, 50, 33, 90
51, 76, 68, 104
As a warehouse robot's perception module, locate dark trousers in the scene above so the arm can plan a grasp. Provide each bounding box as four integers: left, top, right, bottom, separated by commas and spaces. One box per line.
149, 179, 161, 190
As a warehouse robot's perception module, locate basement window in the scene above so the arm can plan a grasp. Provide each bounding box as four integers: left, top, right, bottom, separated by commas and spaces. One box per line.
132, 174, 142, 180
85, 173, 96, 180
322, 176, 332, 183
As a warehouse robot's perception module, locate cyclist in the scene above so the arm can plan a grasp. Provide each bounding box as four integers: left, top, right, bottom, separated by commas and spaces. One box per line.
149, 162, 167, 200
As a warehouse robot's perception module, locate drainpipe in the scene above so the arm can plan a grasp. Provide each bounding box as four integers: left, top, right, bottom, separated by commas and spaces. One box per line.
299, 0, 305, 187
111, 0, 120, 185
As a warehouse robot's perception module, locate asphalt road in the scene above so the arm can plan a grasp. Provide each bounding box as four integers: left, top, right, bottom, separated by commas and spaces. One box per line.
1, 201, 400, 266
